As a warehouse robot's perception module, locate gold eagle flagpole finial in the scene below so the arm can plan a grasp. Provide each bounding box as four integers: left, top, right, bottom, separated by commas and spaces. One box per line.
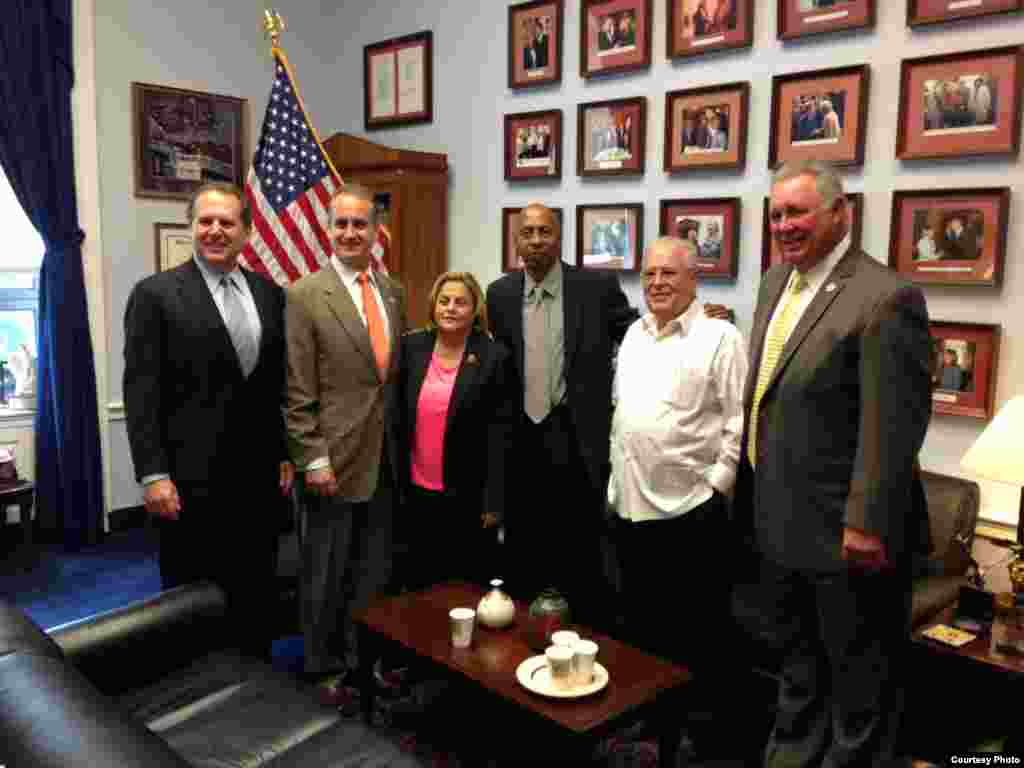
263, 8, 286, 50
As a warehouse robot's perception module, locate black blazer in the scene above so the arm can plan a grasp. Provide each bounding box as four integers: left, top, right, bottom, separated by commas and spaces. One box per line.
485, 263, 637, 494
123, 260, 288, 506
396, 328, 513, 521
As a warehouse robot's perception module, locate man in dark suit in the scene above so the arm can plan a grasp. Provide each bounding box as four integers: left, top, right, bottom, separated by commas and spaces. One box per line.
486, 203, 635, 627
284, 184, 407, 681
734, 160, 932, 767
123, 182, 294, 659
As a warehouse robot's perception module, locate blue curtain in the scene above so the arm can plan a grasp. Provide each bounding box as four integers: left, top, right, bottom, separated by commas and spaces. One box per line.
0, 0, 103, 549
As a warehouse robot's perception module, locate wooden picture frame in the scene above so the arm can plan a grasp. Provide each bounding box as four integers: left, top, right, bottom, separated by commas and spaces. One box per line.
502, 207, 565, 273
907, 0, 1022, 28
154, 222, 193, 273
509, 0, 564, 89
576, 203, 644, 271
888, 187, 1010, 288
577, 97, 646, 177
364, 31, 433, 130
769, 64, 870, 169
659, 197, 741, 281
761, 193, 863, 273
896, 46, 1022, 161
580, 0, 653, 79
667, 0, 754, 61
504, 109, 563, 181
664, 81, 749, 173
929, 321, 1001, 420
778, 0, 875, 40
132, 82, 246, 201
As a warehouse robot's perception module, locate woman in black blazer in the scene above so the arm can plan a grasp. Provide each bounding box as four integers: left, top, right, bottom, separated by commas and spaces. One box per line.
395, 271, 513, 592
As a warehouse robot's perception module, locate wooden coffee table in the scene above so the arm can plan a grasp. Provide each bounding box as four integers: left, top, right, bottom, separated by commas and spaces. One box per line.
352, 581, 691, 766
913, 603, 1024, 679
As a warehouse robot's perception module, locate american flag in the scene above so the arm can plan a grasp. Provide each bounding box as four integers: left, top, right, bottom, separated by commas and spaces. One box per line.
241, 49, 388, 282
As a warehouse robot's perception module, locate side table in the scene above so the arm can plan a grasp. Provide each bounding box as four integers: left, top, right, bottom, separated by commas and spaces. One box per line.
0, 481, 37, 571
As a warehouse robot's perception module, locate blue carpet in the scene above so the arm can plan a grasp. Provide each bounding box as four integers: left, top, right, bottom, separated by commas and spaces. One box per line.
0, 527, 304, 673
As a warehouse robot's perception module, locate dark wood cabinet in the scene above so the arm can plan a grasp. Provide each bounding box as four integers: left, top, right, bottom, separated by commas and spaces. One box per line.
322, 132, 448, 329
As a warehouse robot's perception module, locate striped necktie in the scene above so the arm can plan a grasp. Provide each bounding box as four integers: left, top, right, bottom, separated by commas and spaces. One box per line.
747, 271, 807, 467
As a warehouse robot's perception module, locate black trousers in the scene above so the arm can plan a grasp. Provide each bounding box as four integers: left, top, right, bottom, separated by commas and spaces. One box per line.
740, 554, 913, 768
503, 405, 611, 631
156, 488, 280, 659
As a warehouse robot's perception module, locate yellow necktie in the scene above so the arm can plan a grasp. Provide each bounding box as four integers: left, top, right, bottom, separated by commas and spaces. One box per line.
747, 271, 807, 467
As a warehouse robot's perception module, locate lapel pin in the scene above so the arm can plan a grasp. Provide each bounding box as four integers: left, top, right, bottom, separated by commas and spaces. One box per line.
825, 282, 837, 293
466, 353, 479, 366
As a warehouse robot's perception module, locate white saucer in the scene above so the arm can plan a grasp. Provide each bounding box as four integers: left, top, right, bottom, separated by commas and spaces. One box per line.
515, 655, 609, 698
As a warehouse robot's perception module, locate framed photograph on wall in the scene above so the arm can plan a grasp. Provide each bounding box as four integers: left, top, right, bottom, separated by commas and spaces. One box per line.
667, 0, 754, 60
929, 321, 1001, 420
664, 81, 749, 173
769, 64, 870, 168
888, 187, 1010, 288
580, 0, 652, 79
578, 97, 646, 177
502, 207, 565, 273
364, 31, 433, 130
504, 109, 563, 181
896, 46, 1022, 161
659, 197, 740, 281
907, 0, 1022, 28
154, 222, 193, 273
509, 0, 564, 89
761, 193, 863, 273
778, 0, 875, 40
132, 82, 247, 201
576, 203, 643, 271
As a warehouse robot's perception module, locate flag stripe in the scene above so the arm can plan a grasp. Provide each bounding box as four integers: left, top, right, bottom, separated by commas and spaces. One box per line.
295, 191, 332, 264
249, 184, 302, 283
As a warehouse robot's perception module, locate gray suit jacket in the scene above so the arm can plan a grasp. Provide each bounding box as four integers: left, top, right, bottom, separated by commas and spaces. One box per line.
734, 248, 933, 572
284, 265, 407, 499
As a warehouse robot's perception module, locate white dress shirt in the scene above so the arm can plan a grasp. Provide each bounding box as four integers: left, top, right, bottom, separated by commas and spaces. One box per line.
609, 297, 748, 522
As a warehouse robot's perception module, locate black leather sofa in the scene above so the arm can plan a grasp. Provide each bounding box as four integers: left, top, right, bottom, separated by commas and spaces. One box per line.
0, 581, 426, 768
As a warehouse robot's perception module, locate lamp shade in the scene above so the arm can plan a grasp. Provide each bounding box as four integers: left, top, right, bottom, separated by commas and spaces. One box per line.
961, 396, 1024, 485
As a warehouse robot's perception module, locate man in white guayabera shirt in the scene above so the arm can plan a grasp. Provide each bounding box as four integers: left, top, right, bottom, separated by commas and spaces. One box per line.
608, 235, 747, 759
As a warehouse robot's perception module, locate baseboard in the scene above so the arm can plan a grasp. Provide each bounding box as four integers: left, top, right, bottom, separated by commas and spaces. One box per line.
108, 505, 146, 532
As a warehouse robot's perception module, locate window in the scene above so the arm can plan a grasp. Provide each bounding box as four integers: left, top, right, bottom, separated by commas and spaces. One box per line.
0, 165, 43, 407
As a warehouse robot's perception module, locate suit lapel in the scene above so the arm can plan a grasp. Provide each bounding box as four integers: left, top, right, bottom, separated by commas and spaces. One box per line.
377, 275, 403, 379
509, 272, 527, 380
744, 266, 791, 406
445, 331, 483, 435
406, 331, 434, 425
321, 266, 378, 375
241, 269, 273, 359
561, 264, 582, 377
177, 260, 242, 376
766, 249, 857, 395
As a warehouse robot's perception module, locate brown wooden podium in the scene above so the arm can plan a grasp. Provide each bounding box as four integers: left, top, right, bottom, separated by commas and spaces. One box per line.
322, 133, 448, 329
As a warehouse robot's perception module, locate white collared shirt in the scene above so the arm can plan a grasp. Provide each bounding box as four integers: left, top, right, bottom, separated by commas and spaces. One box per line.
330, 254, 391, 340
609, 298, 749, 522
764, 232, 851, 349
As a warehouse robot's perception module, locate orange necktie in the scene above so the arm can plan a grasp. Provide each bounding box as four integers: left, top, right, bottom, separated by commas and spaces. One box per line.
358, 272, 390, 380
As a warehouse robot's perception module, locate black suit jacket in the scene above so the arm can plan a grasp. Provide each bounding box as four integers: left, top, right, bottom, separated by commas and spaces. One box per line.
123, 259, 288, 513
486, 263, 636, 494
395, 328, 513, 520
733, 248, 932, 571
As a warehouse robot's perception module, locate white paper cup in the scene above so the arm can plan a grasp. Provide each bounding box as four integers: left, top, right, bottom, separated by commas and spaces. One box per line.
551, 630, 580, 648
545, 644, 575, 689
449, 607, 476, 648
572, 639, 599, 685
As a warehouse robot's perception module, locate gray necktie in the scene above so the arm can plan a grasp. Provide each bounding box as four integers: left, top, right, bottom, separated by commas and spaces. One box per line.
221, 276, 258, 377
524, 286, 549, 424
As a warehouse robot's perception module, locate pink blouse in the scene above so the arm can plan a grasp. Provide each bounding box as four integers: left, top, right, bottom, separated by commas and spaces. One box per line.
410, 353, 459, 491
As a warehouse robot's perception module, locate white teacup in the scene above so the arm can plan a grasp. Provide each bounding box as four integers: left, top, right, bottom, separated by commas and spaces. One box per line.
572, 638, 599, 684
449, 607, 476, 648
545, 644, 574, 689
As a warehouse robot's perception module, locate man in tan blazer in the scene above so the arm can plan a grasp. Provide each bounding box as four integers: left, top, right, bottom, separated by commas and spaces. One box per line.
284, 184, 407, 680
